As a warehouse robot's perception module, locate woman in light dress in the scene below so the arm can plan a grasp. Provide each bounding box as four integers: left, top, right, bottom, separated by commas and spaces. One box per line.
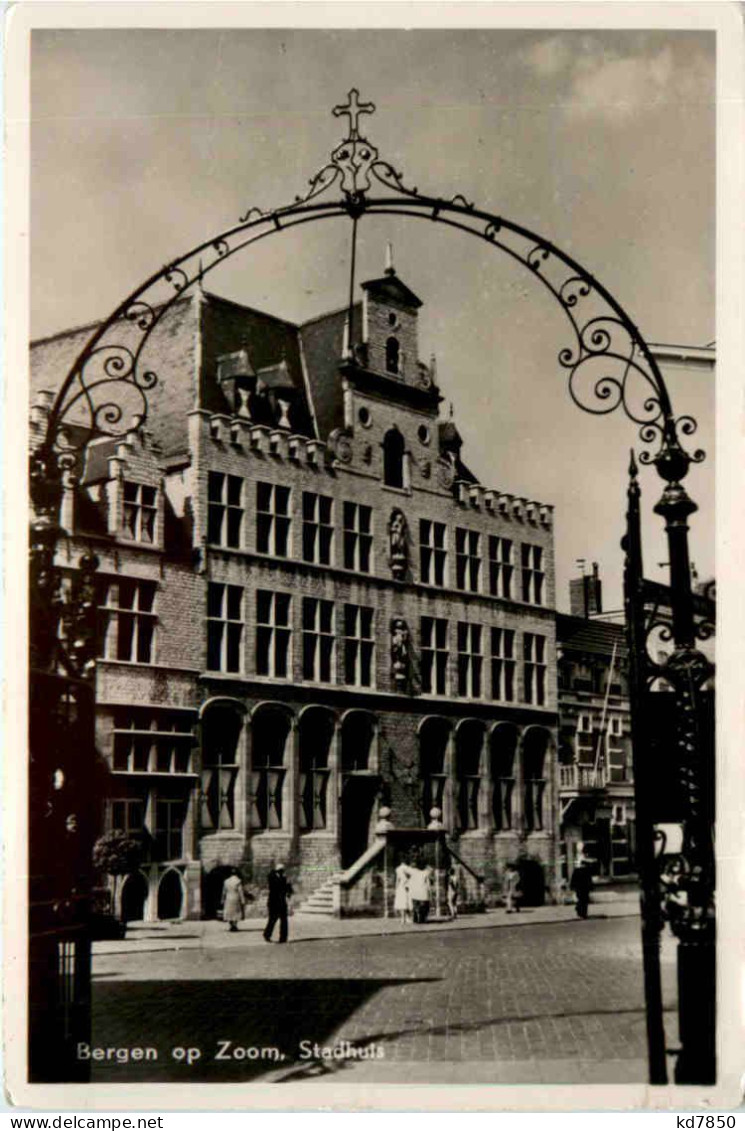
393, 858, 413, 924
221, 868, 246, 932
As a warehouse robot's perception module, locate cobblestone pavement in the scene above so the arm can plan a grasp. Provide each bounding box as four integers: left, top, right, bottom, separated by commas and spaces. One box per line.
90, 915, 677, 1086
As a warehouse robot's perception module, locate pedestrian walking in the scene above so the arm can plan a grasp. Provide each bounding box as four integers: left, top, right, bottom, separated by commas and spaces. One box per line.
570, 858, 593, 919
263, 862, 293, 943
503, 862, 522, 914
446, 864, 461, 920
393, 858, 413, 924
220, 868, 245, 932
410, 863, 431, 924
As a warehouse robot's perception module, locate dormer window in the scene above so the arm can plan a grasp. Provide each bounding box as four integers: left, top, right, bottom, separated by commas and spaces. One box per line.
385, 336, 400, 376
122, 481, 156, 543
383, 427, 405, 489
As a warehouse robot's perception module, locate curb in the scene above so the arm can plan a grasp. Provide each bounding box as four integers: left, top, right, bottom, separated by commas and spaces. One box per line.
93, 904, 640, 958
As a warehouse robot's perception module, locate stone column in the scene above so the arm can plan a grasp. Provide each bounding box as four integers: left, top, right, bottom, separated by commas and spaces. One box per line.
283, 716, 299, 852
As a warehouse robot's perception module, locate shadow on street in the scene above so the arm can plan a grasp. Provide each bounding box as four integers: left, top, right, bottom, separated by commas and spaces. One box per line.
91, 977, 438, 1082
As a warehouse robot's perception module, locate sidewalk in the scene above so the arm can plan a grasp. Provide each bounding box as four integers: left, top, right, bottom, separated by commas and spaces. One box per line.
93, 898, 640, 956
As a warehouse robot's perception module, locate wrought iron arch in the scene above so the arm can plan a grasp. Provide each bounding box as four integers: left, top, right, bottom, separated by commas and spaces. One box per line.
29, 88, 714, 1087
32, 92, 702, 495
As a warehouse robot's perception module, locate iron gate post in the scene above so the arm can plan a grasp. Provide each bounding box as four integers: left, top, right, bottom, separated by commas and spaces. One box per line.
623, 454, 668, 1084
653, 456, 716, 1085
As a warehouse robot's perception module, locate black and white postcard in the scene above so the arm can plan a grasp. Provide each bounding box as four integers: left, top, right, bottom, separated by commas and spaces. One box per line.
5, 0, 743, 1112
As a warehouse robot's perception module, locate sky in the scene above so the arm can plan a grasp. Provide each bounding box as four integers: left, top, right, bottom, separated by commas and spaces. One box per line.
29, 26, 715, 612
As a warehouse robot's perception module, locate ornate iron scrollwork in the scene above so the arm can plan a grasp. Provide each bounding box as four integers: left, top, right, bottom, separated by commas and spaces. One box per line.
35, 86, 703, 491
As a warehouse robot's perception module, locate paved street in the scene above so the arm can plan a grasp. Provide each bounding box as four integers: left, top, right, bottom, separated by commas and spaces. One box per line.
89, 910, 678, 1085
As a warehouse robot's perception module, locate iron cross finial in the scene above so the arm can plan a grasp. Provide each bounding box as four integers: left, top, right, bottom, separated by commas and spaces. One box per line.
333, 89, 376, 139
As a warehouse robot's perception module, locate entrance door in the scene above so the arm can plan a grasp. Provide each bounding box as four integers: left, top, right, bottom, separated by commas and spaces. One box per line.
204, 865, 233, 919
157, 870, 184, 920
341, 774, 379, 869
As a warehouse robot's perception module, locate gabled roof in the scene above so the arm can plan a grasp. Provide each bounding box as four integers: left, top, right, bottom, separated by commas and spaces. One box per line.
556, 614, 627, 658
299, 302, 362, 440
361, 272, 423, 310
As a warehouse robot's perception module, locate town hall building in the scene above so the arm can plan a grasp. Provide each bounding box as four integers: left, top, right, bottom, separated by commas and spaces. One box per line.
30, 259, 560, 920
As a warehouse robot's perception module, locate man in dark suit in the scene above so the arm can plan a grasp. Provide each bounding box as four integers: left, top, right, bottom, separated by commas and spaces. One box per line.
263, 862, 293, 943
570, 859, 593, 919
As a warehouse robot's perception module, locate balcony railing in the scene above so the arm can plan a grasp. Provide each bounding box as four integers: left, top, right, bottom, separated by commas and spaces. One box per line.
559, 763, 605, 791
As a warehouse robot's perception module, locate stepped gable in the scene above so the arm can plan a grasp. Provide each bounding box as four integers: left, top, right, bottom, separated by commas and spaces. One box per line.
299, 302, 363, 441
556, 613, 627, 658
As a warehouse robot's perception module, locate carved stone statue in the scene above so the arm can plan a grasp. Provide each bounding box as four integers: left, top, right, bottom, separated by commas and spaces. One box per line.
388, 508, 409, 579
390, 618, 410, 688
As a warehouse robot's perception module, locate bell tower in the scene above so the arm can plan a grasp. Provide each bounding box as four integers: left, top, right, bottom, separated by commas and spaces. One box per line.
359, 246, 431, 391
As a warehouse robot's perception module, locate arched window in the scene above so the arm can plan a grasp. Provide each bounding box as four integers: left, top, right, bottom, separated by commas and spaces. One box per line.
201, 704, 242, 830
385, 336, 400, 375
490, 724, 518, 831
419, 718, 450, 823
341, 711, 375, 773
383, 428, 405, 489
299, 708, 334, 831
455, 720, 484, 831
250, 706, 291, 829
523, 727, 550, 832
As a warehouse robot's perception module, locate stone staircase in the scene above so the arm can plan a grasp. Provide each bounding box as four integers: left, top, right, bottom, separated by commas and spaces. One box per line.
297, 873, 344, 916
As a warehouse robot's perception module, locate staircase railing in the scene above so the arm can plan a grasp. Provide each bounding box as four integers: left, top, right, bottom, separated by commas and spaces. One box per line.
333, 838, 386, 916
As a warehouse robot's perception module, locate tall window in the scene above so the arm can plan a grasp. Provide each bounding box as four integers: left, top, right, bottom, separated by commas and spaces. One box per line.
112, 709, 194, 774
523, 632, 547, 705
576, 712, 594, 764
98, 577, 157, 663
154, 799, 186, 860
302, 492, 333, 565
299, 708, 333, 831
488, 536, 513, 598
250, 707, 289, 829
122, 482, 157, 544
420, 520, 447, 586
523, 729, 549, 832
256, 591, 292, 678
201, 706, 241, 830
457, 622, 483, 698
490, 725, 518, 832
344, 604, 374, 687
419, 718, 449, 823
256, 482, 291, 557
521, 543, 545, 605
456, 721, 483, 831
421, 616, 449, 695
490, 627, 516, 702
207, 583, 243, 673
383, 428, 405, 488
208, 472, 243, 549
607, 716, 631, 783
455, 528, 481, 592
343, 502, 373, 573
302, 598, 335, 683
385, 336, 400, 375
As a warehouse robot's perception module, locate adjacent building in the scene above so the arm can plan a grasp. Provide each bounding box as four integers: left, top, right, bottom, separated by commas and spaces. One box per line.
557, 566, 635, 881
31, 262, 561, 920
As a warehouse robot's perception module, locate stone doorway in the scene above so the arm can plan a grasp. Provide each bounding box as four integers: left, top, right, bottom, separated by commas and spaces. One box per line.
120, 871, 148, 922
